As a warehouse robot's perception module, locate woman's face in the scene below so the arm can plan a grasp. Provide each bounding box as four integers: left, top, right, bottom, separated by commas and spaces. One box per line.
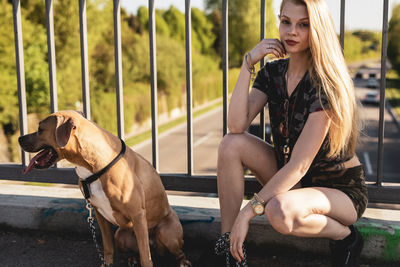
279, 1, 310, 55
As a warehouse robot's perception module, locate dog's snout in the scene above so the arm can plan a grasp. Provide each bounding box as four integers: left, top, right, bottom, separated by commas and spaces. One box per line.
18, 136, 24, 145
18, 135, 27, 148
18, 134, 38, 152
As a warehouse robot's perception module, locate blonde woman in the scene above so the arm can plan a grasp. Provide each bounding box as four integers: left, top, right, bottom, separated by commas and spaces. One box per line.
215, 0, 367, 266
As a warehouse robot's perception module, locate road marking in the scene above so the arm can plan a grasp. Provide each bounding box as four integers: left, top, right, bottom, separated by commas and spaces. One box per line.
363, 152, 373, 175
194, 132, 213, 147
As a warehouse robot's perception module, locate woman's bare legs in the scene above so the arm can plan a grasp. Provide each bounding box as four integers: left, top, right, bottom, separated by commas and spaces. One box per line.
265, 187, 358, 240
217, 132, 278, 234
217, 132, 358, 240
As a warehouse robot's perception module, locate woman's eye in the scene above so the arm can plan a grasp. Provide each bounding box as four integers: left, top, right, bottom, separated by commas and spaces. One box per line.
281, 19, 290, 24
300, 23, 309, 27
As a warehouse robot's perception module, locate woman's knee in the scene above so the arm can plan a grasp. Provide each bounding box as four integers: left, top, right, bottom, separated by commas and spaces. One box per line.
265, 195, 298, 235
218, 133, 246, 159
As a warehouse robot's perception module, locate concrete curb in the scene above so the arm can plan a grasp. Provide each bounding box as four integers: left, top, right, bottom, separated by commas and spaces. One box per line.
0, 182, 399, 263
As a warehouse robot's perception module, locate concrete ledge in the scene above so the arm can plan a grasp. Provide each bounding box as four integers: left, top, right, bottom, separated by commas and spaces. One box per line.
0, 181, 399, 262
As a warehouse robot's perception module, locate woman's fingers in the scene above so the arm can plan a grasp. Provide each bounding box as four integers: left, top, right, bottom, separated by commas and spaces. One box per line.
230, 236, 244, 263
263, 38, 286, 58
230, 241, 240, 262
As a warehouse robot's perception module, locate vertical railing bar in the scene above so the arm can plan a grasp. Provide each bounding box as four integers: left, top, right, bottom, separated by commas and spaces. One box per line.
222, 0, 228, 136
45, 0, 58, 113
149, 0, 159, 170
339, 0, 345, 50
45, 0, 58, 168
79, 0, 91, 120
113, 0, 124, 140
259, 0, 266, 140
12, 0, 29, 166
377, 0, 389, 186
185, 0, 193, 175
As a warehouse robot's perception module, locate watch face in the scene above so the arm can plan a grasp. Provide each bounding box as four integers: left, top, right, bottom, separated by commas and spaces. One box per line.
254, 204, 264, 215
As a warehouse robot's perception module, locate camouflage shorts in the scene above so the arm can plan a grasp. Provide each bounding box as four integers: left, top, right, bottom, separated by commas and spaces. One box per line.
301, 165, 368, 219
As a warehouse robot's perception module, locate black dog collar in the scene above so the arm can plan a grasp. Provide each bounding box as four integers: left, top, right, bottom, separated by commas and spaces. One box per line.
80, 138, 126, 199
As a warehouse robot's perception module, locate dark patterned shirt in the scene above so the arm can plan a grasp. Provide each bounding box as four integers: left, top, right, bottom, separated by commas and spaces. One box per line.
253, 58, 350, 174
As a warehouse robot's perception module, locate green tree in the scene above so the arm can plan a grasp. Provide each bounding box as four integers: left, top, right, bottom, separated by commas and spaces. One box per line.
205, 0, 278, 67
388, 4, 400, 75
163, 6, 186, 44
0, 0, 49, 131
191, 7, 216, 54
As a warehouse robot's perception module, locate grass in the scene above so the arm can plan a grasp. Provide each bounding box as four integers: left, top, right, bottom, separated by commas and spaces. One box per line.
125, 99, 223, 147
24, 182, 53, 187
386, 70, 400, 118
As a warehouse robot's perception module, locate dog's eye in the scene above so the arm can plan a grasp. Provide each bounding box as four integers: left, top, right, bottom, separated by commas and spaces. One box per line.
38, 128, 43, 134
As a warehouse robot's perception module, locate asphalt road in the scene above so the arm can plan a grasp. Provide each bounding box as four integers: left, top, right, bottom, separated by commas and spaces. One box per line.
132, 108, 223, 175
354, 76, 400, 183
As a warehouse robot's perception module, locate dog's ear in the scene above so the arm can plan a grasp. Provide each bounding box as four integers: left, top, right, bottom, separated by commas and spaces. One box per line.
55, 116, 76, 148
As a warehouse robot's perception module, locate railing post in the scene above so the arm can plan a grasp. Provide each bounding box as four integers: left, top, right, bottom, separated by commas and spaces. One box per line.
339, 0, 345, 50
149, 0, 159, 170
222, 0, 228, 136
185, 0, 193, 175
259, 0, 266, 140
113, 0, 124, 140
377, 0, 389, 186
45, 0, 58, 113
79, 0, 91, 119
12, 0, 29, 166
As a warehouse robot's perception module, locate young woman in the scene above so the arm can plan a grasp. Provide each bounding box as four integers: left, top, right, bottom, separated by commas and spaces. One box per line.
215, 0, 368, 266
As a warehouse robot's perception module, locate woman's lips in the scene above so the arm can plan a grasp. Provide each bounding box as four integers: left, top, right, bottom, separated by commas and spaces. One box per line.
285, 40, 298, 46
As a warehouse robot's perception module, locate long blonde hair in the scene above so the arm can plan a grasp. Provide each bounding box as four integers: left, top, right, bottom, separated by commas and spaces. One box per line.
280, 0, 362, 158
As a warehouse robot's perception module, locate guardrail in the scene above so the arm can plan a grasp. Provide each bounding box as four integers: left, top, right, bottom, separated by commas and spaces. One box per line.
1, 0, 399, 204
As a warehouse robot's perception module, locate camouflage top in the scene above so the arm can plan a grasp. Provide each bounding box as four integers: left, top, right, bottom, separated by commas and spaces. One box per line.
253, 58, 351, 174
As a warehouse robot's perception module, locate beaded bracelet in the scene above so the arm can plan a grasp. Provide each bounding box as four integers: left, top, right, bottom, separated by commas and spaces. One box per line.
244, 53, 256, 82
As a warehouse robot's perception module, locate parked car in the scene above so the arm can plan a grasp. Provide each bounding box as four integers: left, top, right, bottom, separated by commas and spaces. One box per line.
362, 91, 380, 106
355, 72, 363, 79
367, 77, 379, 88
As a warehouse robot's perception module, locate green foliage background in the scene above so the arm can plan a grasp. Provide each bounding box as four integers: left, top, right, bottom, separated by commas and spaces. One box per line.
388, 4, 400, 76
0, 0, 384, 162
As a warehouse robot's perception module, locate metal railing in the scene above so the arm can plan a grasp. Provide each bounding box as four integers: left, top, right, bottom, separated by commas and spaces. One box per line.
1, 0, 399, 204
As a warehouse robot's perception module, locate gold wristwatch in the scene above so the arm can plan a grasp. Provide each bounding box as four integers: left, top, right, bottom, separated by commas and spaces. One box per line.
250, 193, 266, 215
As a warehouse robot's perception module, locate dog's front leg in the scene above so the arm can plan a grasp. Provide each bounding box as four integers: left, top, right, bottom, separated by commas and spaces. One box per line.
132, 209, 153, 267
94, 208, 114, 266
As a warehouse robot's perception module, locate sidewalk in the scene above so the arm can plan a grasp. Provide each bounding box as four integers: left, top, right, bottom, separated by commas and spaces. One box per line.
0, 180, 399, 265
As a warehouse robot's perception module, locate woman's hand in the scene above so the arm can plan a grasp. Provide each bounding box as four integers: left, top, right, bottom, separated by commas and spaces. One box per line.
229, 205, 255, 263
248, 39, 286, 67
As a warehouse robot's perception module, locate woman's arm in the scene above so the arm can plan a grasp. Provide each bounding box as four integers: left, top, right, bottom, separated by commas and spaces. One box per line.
228, 39, 286, 133
228, 70, 267, 133
251, 110, 330, 214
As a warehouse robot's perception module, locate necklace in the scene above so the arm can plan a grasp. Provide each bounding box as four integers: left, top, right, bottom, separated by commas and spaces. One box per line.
279, 71, 302, 165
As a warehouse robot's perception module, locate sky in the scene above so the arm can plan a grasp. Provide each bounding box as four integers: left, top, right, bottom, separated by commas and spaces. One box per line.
121, 0, 400, 32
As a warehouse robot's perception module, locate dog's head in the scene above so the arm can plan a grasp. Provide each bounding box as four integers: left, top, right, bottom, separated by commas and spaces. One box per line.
18, 110, 84, 174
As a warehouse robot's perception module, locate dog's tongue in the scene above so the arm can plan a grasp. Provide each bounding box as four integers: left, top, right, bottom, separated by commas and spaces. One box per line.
22, 150, 48, 174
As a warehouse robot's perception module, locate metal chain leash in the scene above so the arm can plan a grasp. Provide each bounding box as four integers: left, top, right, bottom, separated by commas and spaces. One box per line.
215, 232, 248, 267
86, 201, 108, 267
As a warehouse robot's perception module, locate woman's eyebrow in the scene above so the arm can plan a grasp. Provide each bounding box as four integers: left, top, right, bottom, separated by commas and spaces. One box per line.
280, 15, 309, 21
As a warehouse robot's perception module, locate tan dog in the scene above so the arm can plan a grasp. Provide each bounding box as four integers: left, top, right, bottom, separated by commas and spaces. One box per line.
18, 110, 191, 267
